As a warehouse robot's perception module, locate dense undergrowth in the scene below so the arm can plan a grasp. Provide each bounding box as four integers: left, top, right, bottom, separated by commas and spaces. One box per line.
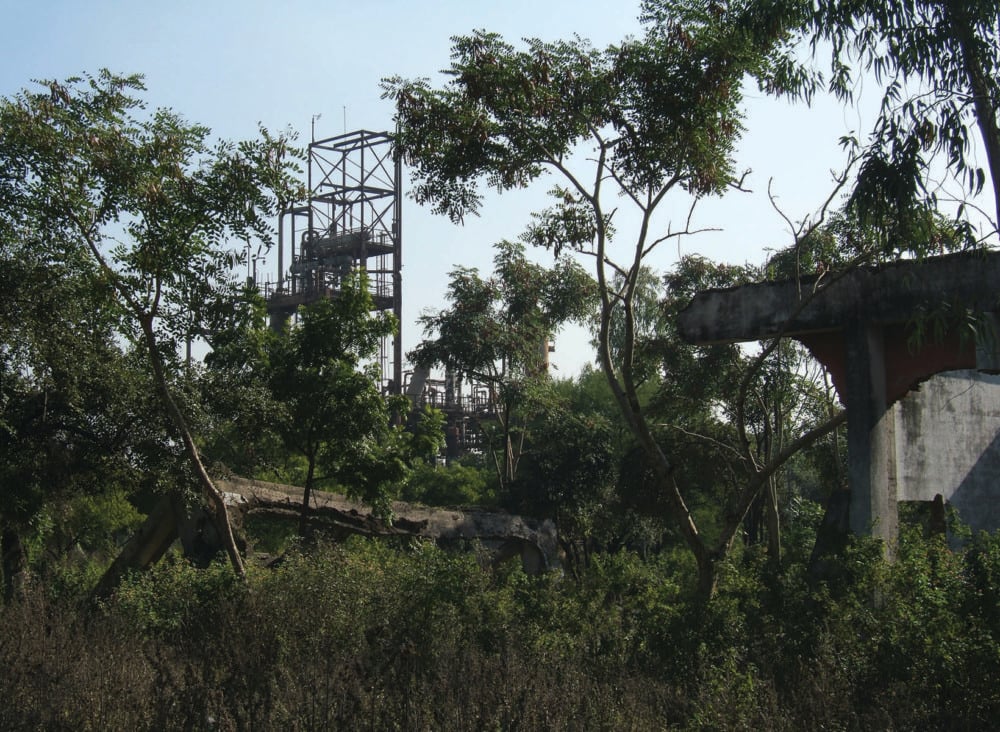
4, 528, 1000, 730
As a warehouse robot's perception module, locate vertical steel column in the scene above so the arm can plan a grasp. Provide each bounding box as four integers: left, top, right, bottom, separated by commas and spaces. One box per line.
392, 133, 403, 395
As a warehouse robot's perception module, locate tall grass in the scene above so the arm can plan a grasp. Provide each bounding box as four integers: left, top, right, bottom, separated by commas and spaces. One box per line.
3, 530, 1000, 729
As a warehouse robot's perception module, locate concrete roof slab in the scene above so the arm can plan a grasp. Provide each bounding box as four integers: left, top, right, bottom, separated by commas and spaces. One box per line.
677, 250, 1000, 345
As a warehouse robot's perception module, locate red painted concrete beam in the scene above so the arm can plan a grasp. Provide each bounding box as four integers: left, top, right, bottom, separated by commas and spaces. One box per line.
678, 250, 999, 403
799, 327, 977, 405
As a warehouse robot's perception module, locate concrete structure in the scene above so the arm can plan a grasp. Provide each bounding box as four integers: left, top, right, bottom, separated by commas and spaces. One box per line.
94, 476, 560, 599
895, 370, 1000, 534
677, 250, 1000, 544
218, 477, 559, 573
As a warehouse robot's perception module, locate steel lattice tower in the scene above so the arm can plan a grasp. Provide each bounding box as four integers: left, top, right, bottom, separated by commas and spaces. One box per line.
266, 130, 402, 394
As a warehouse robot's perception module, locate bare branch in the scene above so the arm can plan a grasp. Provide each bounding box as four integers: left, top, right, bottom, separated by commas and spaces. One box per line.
723, 409, 847, 551
729, 168, 752, 192
660, 423, 748, 463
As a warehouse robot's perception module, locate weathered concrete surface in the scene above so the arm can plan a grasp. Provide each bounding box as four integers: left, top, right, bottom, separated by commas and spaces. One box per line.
93, 478, 559, 600
844, 322, 898, 544
895, 370, 1000, 534
676, 250, 1000, 542
678, 250, 1000, 345
217, 477, 560, 573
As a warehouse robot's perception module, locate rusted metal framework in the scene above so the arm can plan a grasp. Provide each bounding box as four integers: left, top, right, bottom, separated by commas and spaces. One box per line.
265, 130, 402, 393
402, 367, 496, 459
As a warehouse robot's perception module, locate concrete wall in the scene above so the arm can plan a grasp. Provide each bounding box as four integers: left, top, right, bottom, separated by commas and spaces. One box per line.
894, 369, 1000, 534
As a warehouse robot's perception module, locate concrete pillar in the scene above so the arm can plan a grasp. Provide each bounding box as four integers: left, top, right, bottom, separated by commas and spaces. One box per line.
845, 321, 898, 548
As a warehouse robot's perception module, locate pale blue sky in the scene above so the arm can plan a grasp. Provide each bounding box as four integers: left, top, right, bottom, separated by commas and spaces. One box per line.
5, 1, 982, 374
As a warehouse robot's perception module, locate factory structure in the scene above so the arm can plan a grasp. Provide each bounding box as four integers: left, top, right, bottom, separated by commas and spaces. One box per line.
257, 129, 496, 457
250, 130, 1000, 540
262, 130, 403, 386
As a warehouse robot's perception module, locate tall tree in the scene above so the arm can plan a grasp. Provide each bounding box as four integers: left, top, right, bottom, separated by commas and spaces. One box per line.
384, 3, 822, 598
0, 71, 302, 578
267, 271, 415, 530
410, 240, 594, 495
657, 256, 843, 565
0, 245, 160, 598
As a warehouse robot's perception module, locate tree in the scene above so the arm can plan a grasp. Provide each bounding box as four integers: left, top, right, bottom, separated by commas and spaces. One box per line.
657, 256, 843, 565
0, 71, 302, 579
267, 271, 433, 530
410, 240, 594, 495
600, 266, 673, 391
0, 260, 148, 598
383, 3, 825, 598
649, 200, 972, 570
807, 0, 1000, 236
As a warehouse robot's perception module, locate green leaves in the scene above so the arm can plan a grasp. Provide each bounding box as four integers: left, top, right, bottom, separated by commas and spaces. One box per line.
386, 4, 832, 596
523, 187, 607, 256
384, 2, 819, 226
808, 0, 1000, 228
412, 240, 594, 382
411, 241, 595, 492
0, 71, 303, 356
259, 271, 431, 518
0, 71, 307, 577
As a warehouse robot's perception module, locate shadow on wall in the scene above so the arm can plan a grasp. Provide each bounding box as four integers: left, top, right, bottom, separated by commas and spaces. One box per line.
895, 370, 1000, 535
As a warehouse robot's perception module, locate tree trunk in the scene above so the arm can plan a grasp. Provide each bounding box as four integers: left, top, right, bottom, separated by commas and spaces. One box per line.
299, 452, 316, 536
695, 551, 719, 603
808, 486, 852, 582
744, 495, 763, 547
597, 336, 717, 599
765, 476, 781, 565
91, 494, 183, 601
947, 0, 1000, 227
140, 317, 246, 580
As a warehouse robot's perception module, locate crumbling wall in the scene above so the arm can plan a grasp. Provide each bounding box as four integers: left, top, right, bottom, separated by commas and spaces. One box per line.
894, 369, 1000, 534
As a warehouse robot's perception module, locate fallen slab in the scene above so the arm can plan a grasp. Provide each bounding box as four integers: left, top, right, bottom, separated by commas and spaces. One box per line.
217, 477, 560, 574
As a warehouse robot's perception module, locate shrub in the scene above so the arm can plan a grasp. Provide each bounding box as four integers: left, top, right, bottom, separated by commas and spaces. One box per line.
399, 461, 490, 506
4, 530, 1000, 728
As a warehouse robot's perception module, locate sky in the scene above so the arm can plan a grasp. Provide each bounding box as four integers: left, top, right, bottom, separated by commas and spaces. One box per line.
3, 1, 992, 377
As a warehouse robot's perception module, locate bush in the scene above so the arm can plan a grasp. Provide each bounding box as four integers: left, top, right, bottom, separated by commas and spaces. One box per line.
4, 531, 1000, 728
399, 461, 490, 506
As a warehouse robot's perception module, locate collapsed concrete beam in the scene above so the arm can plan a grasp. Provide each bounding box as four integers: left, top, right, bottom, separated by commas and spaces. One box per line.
94, 478, 559, 600
217, 477, 560, 574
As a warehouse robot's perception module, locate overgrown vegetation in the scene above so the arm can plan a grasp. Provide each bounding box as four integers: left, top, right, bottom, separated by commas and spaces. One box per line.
3, 0, 1000, 727
4, 531, 1000, 730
